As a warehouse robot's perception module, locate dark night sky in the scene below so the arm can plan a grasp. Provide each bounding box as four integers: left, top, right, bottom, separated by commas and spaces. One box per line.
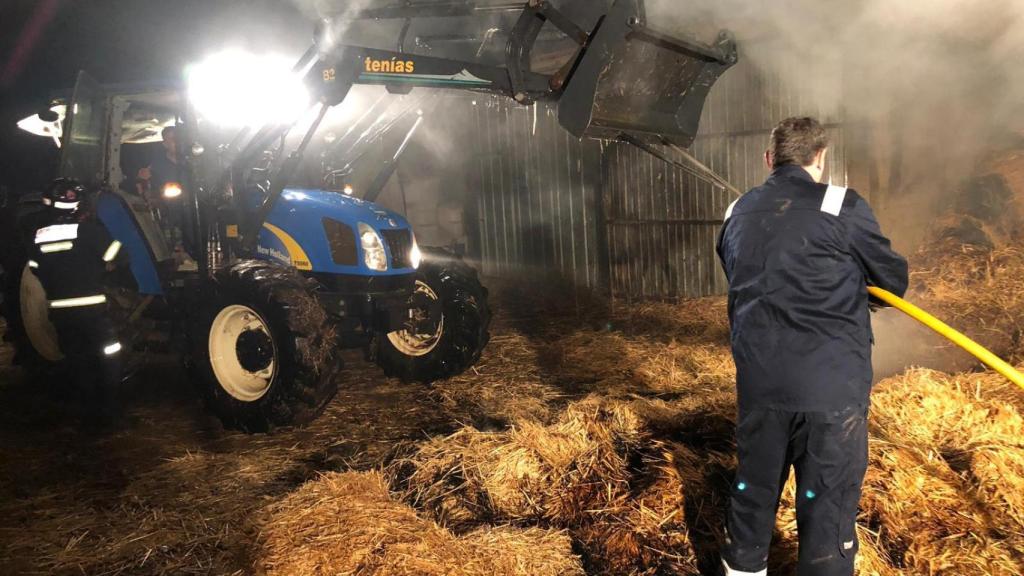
0, 0, 312, 191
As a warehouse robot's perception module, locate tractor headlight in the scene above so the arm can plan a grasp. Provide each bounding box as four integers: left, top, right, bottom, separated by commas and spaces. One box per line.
410, 236, 422, 269
358, 222, 388, 272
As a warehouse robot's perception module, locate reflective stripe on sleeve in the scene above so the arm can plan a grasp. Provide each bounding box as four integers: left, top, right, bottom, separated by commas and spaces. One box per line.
27, 260, 39, 269
35, 224, 79, 244
724, 198, 740, 221
54, 201, 80, 210
722, 560, 767, 576
49, 295, 107, 308
103, 342, 122, 355
821, 185, 848, 216
39, 241, 74, 253
102, 240, 122, 262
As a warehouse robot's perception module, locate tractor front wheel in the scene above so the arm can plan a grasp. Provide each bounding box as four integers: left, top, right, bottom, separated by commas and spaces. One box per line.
376, 248, 490, 383
190, 261, 340, 433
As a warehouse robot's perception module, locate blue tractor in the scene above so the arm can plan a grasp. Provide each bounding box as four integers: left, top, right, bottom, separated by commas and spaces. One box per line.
2, 0, 736, 432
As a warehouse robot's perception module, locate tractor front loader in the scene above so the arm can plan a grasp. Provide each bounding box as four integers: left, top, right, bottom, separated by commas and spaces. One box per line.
3, 0, 737, 432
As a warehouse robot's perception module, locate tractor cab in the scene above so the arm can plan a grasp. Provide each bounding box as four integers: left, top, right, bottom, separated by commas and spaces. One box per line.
17, 74, 178, 293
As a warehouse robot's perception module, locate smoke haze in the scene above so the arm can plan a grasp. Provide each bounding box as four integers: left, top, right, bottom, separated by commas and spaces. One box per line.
647, 0, 1024, 247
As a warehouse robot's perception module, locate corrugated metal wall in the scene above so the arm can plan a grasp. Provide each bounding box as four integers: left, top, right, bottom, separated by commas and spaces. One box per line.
468, 43, 847, 300
471, 99, 603, 289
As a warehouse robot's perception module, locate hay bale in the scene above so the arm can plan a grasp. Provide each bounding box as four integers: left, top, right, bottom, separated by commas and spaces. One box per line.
460, 527, 586, 576
392, 399, 714, 575
547, 331, 637, 392
392, 429, 510, 526
630, 341, 735, 393
394, 398, 645, 527
872, 368, 1024, 536
573, 445, 699, 575
872, 368, 1024, 450
862, 445, 1020, 575
854, 528, 902, 576
617, 298, 731, 344
970, 446, 1024, 531
549, 330, 735, 396
908, 244, 1024, 360
258, 471, 583, 576
433, 332, 564, 425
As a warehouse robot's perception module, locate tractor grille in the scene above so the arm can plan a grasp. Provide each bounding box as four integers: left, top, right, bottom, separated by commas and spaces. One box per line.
381, 229, 413, 269
323, 218, 358, 266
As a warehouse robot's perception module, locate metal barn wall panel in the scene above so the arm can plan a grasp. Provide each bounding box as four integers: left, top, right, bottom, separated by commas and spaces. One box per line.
603, 141, 733, 299
471, 99, 602, 288
466, 42, 847, 300
601, 43, 848, 299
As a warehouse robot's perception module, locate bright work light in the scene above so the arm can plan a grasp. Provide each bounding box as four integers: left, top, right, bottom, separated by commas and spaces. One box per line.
410, 237, 422, 269
163, 182, 183, 199
187, 50, 310, 128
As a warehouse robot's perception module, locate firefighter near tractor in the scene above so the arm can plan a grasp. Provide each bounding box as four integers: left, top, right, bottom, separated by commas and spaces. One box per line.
1, 0, 738, 432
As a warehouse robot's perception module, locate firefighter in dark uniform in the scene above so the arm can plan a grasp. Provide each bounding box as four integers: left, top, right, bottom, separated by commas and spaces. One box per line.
29, 179, 125, 421
716, 117, 909, 576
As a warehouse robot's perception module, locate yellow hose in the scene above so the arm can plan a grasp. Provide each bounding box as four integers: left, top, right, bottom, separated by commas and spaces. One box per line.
867, 286, 1024, 391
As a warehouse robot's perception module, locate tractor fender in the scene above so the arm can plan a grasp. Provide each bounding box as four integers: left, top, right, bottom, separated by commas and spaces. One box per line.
94, 191, 166, 296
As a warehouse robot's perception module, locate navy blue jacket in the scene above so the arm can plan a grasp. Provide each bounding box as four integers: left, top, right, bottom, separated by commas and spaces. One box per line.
32, 213, 116, 302
716, 165, 908, 411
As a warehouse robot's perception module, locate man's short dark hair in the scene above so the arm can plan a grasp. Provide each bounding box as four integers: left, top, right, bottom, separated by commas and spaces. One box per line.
770, 117, 829, 167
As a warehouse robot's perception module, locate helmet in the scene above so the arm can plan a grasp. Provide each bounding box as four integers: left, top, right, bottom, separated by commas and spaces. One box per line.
43, 178, 87, 211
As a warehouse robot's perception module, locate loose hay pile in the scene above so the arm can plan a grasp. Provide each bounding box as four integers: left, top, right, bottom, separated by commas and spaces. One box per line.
392, 398, 644, 526
311, 260, 1024, 575
869, 370, 1024, 549
388, 398, 704, 574
258, 470, 583, 576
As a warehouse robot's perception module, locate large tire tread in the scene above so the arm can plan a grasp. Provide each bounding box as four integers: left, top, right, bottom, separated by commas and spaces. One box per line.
189, 260, 340, 433
377, 248, 491, 383
1, 207, 66, 378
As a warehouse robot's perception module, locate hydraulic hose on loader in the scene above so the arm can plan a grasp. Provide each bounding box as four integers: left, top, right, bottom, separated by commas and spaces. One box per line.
868, 287, 1024, 391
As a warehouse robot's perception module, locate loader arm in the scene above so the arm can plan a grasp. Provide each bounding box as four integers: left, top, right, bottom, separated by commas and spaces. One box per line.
239, 0, 737, 255
307, 46, 551, 106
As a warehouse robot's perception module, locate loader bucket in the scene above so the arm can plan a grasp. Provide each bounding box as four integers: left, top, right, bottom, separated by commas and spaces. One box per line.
559, 0, 737, 148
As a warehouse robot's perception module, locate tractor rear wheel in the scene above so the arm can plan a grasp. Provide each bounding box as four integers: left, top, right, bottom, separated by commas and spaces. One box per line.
189, 261, 340, 433
3, 262, 66, 377
376, 248, 490, 383
1, 207, 66, 377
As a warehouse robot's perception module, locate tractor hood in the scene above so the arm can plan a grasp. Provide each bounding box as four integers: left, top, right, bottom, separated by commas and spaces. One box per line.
258, 188, 417, 277
273, 189, 409, 229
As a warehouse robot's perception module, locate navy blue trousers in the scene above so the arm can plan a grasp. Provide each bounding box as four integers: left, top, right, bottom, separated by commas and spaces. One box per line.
50, 306, 123, 416
722, 405, 869, 576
